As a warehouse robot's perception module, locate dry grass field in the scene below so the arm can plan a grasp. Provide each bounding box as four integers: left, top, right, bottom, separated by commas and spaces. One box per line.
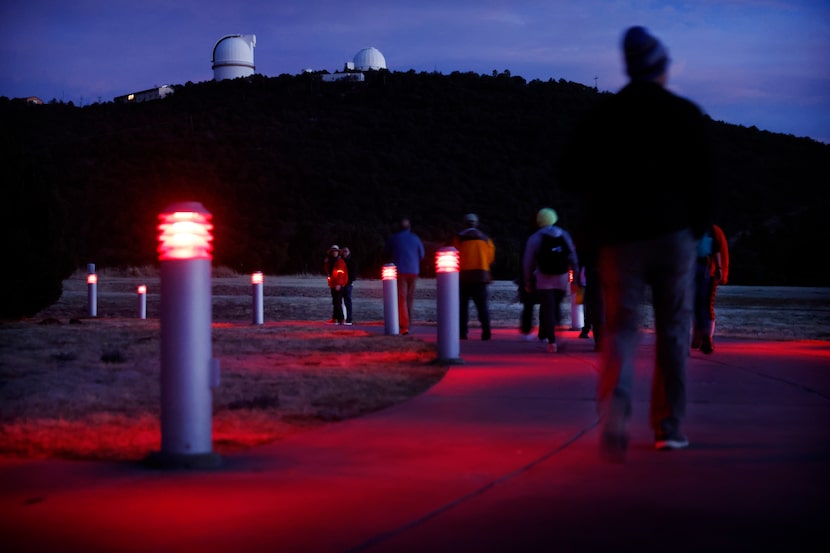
1, 268, 828, 462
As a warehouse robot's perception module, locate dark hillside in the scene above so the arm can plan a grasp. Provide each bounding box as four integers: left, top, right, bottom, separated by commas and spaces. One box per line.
1, 70, 828, 316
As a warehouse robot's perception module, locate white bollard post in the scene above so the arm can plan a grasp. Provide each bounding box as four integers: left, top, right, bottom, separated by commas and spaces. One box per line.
252, 271, 264, 325
435, 247, 463, 365
570, 292, 584, 330
382, 264, 399, 336
569, 269, 584, 330
149, 201, 221, 469
86, 263, 97, 317
137, 285, 147, 319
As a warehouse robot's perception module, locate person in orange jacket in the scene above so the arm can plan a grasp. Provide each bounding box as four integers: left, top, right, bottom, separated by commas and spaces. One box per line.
692, 224, 729, 353
452, 213, 496, 341
323, 245, 349, 325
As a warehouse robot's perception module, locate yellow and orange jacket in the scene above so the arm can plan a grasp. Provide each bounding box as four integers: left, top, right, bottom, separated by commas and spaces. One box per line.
451, 227, 496, 284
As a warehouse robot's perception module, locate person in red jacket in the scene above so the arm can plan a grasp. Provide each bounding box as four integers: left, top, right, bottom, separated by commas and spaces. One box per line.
692, 224, 730, 353
323, 245, 349, 325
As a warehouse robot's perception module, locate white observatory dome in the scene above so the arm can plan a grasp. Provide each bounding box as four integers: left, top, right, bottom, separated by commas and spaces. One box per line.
212, 34, 256, 81
353, 47, 386, 71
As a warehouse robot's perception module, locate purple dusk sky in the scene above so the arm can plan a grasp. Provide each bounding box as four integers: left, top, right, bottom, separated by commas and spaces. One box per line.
2, 0, 828, 143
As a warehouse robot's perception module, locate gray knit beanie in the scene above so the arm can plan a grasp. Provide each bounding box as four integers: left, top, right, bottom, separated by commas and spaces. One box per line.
623, 26, 669, 81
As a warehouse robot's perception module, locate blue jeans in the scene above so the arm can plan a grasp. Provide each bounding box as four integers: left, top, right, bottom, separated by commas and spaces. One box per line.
597, 229, 695, 437
343, 283, 354, 323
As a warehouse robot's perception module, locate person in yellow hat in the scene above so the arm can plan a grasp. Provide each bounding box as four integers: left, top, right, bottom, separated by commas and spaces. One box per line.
522, 207, 579, 353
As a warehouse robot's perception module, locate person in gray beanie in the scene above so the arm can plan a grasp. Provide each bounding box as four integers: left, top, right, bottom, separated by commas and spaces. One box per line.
559, 26, 714, 462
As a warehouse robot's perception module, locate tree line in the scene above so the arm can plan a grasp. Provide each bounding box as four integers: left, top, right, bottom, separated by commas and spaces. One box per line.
1, 69, 828, 318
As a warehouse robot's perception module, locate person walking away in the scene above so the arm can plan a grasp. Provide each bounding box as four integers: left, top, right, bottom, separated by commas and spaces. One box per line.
323, 245, 349, 325
341, 246, 357, 325
692, 224, 729, 353
522, 208, 579, 353
383, 217, 425, 335
452, 213, 496, 340
559, 26, 715, 461
517, 214, 542, 341
577, 243, 604, 352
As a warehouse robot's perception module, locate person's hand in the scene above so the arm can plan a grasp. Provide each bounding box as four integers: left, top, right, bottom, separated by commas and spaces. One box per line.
335, 285, 341, 291
713, 267, 723, 283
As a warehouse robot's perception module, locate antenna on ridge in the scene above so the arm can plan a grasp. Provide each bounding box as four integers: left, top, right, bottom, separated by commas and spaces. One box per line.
594, 75, 598, 89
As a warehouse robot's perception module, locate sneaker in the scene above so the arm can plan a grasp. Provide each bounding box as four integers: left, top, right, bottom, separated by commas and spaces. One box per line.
401, 330, 409, 336
655, 433, 689, 450
578, 329, 590, 339
520, 333, 536, 342
700, 337, 714, 354
547, 342, 558, 353
600, 431, 629, 463
336, 321, 343, 325
481, 331, 491, 341
344, 322, 353, 326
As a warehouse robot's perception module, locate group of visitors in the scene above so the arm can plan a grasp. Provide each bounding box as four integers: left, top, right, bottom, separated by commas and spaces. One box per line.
319, 25, 728, 464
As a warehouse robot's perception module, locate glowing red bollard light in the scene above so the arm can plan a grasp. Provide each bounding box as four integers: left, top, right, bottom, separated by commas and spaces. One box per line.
137, 285, 147, 319
149, 201, 221, 469
382, 263, 399, 335
435, 247, 463, 365
252, 271, 264, 325
86, 263, 97, 317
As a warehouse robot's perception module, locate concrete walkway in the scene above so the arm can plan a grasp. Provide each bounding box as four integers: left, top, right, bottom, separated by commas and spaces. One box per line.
2, 326, 828, 553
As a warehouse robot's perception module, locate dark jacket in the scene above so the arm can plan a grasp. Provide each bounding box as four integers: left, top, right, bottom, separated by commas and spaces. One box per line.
559, 80, 714, 248
342, 255, 357, 286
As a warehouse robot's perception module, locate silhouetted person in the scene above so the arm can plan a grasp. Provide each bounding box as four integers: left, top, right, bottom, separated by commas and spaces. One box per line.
559, 26, 714, 462
692, 223, 729, 353
323, 245, 349, 325
383, 217, 425, 335
452, 213, 496, 341
517, 214, 542, 341
341, 246, 357, 325
522, 208, 579, 353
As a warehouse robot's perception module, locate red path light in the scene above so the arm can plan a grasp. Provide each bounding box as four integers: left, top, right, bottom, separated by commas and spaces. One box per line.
87, 274, 98, 284
137, 285, 147, 294
252, 271, 264, 285
435, 249, 460, 274
382, 264, 398, 280
157, 203, 214, 261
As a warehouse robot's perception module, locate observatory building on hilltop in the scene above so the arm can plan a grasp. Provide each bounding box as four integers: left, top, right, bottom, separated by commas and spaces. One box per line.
321, 46, 387, 82
212, 34, 256, 81
353, 47, 386, 71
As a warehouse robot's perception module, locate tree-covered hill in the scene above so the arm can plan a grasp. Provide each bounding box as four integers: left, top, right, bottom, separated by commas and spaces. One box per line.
2, 70, 828, 317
